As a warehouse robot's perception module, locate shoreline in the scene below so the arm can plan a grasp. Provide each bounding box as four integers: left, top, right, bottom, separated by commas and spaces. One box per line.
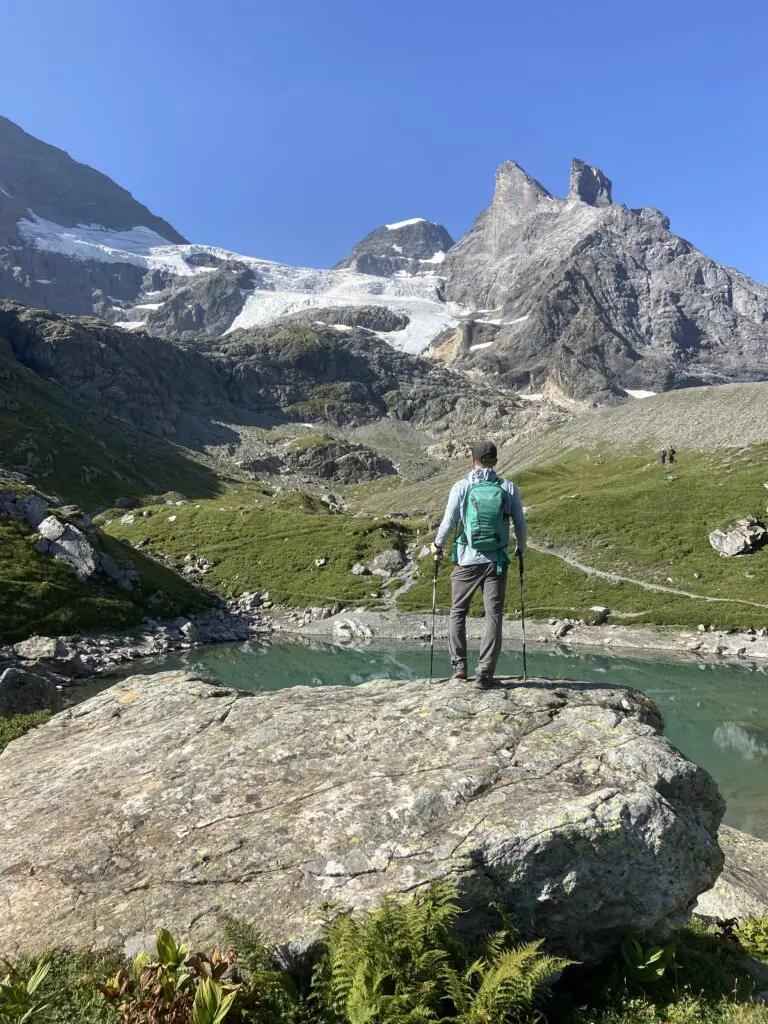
4, 604, 768, 700
292, 607, 768, 666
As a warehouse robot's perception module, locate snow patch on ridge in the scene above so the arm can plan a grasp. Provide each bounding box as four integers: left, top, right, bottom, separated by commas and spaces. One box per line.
623, 388, 657, 399
386, 218, 427, 230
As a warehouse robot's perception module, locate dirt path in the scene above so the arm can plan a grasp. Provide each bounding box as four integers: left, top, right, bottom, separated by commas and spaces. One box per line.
528, 542, 768, 611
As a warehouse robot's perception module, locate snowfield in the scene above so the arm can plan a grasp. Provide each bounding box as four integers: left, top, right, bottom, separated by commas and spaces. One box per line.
18, 213, 462, 354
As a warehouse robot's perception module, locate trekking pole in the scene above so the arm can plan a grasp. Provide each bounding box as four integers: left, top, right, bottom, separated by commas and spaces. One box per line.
428, 551, 442, 683
517, 549, 528, 682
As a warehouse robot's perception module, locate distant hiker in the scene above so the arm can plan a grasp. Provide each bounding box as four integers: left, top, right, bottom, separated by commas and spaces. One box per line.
660, 449, 667, 465
668, 446, 676, 465
430, 441, 528, 689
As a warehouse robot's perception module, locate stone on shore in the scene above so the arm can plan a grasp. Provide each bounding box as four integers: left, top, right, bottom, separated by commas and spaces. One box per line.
0, 666, 61, 716
696, 825, 768, 919
0, 673, 724, 963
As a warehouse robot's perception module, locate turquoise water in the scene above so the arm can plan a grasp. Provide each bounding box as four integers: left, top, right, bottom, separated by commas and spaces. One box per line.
92, 638, 768, 840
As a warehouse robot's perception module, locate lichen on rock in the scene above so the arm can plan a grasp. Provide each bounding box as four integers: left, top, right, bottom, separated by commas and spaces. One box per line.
0, 672, 725, 963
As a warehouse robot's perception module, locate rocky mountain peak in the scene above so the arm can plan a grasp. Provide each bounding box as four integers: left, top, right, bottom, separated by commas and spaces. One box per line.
568, 158, 613, 207
0, 115, 186, 243
492, 161, 553, 213
334, 218, 454, 277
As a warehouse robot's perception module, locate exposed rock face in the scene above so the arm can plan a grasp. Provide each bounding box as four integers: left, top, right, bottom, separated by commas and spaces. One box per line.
696, 825, 768, 919
0, 301, 520, 445
440, 158, 768, 403
0, 115, 185, 243
0, 672, 724, 962
568, 158, 613, 207
0, 115, 186, 318
335, 219, 454, 277
0, 301, 231, 439
709, 518, 767, 557
284, 441, 397, 483
278, 305, 410, 333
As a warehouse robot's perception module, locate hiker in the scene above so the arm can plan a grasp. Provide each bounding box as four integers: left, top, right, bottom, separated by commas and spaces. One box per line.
660, 449, 667, 465
430, 441, 528, 689
668, 446, 676, 465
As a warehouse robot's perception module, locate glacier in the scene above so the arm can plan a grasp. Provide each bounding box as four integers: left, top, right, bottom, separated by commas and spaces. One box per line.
18, 213, 462, 354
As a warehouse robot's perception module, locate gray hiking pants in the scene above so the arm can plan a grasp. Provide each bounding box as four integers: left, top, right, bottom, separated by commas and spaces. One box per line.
448, 562, 508, 679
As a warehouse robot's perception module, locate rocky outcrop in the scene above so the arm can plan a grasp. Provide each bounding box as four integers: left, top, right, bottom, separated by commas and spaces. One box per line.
0, 665, 61, 716
568, 159, 613, 207
0, 489, 139, 589
335, 219, 454, 277
0, 672, 724, 962
0, 301, 520, 446
284, 440, 397, 483
440, 157, 768, 403
277, 305, 410, 333
709, 518, 768, 557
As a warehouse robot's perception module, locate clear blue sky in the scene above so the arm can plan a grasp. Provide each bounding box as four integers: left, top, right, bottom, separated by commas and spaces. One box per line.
1, 0, 766, 278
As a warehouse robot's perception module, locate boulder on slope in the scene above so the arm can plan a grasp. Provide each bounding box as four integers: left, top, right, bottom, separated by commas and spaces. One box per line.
0, 672, 724, 963
709, 518, 768, 557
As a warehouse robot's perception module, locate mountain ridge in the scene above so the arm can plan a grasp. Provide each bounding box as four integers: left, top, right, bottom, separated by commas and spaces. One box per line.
2, 114, 768, 404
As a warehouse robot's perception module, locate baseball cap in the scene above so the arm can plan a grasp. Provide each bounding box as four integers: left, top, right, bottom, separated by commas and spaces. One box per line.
472, 441, 497, 463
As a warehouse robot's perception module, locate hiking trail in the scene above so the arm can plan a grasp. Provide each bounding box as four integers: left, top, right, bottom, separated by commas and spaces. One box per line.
529, 542, 768, 611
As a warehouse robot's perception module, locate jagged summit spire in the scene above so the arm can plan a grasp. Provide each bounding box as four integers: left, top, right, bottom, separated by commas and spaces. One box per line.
568, 159, 613, 207
493, 161, 553, 211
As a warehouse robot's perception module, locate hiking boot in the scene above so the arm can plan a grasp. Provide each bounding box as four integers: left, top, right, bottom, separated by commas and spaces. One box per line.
475, 674, 493, 690
451, 663, 468, 681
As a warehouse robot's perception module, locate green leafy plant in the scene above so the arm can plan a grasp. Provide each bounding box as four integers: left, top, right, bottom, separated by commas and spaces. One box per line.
733, 917, 768, 962
312, 881, 571, 1023
0, 953, 52, 1023
621, 939, 677, 985
98, 928, 238, 1024
221, 916, 308, 1022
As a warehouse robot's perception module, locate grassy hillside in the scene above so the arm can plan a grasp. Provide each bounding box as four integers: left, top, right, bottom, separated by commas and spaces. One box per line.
509, 382, 768, 468
0, 348, 221, 509
105, 485, 417, 608
398, 446, 768, 629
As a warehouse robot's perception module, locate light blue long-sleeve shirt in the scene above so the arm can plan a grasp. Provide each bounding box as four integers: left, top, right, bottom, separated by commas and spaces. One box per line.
435, 467, 528, 566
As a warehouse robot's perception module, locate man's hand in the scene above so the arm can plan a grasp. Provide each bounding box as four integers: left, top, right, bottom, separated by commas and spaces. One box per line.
430, 542, 442, 557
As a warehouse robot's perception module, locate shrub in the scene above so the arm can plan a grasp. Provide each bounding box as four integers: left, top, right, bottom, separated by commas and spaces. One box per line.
0, 711, 51, 754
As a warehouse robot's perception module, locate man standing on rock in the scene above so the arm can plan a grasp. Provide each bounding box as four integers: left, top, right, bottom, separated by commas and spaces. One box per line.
431, 442, 527, 689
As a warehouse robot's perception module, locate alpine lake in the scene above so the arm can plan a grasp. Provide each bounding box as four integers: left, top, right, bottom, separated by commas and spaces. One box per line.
79, 637, 768, 842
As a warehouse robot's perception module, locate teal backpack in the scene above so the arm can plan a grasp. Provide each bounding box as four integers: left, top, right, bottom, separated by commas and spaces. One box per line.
453, 479, 509, 573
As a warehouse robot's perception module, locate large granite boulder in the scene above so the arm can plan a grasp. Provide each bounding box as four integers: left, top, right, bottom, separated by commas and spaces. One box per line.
0, 673, 724, 962
709, 518, 768, 557
0, 665, 61, 716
